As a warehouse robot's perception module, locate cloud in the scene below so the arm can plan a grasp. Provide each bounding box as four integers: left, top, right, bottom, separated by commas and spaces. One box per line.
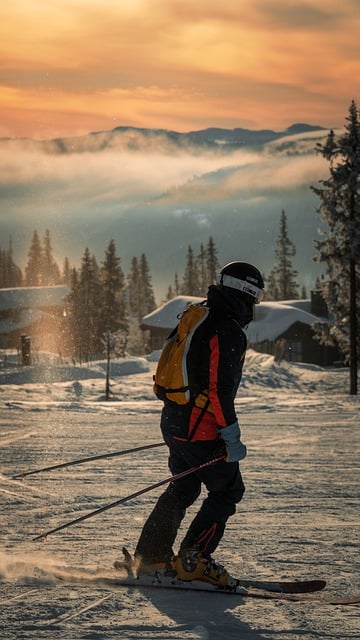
0, 140, 255, 221
0, 1, 358, 137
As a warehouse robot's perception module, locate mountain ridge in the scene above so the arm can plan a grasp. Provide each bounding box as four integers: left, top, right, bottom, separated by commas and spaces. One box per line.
0, 123, 327, 155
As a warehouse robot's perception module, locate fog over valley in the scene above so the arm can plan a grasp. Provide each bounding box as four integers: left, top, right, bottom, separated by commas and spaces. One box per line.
0, 124, 332, 298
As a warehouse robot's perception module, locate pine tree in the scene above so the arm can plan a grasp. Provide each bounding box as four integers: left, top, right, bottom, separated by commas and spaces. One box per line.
41, 229, 61, 285
266, 210, 300, 300
0, 238, 22, 287
165, 273, 180, 301
100, 239, 126, 333
68, 248, 103, 361
181, 245, 201, 296
62, 257, 71, 285
169, 237, 218, 298
24, 231, 43, 286
127, 256, 141, 318
198, 243, 208, 294
206, 236, 219, 286
311, 100, 360, 394
196, 237, 219, 293
265, 270, 279, 301
66, 267, 81, 356
127, 253, 156, 354
140, 253, 156, 314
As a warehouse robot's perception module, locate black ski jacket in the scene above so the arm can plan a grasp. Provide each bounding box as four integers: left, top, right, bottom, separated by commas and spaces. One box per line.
168, 285, 250, 442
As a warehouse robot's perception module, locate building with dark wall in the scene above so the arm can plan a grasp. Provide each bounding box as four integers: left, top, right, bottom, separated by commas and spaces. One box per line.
0, 286, 69, 357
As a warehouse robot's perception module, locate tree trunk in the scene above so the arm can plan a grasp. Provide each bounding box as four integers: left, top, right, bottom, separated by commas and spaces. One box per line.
349, 257, 358, 395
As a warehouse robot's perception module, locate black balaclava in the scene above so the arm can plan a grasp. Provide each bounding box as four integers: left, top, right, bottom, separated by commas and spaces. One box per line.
207, 284, 254, 328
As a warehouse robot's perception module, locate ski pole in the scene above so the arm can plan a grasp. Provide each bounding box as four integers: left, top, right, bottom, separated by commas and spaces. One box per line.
13, 442, 165, 479
32, 454, 226, 541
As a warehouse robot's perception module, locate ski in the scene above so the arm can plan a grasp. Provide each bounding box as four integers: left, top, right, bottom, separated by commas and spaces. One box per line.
51, 548, 359, 606
118, 546, 326, 595
53, 570, 359, 606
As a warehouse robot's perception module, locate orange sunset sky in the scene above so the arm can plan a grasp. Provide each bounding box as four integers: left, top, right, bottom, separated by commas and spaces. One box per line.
0, 0, 359, 140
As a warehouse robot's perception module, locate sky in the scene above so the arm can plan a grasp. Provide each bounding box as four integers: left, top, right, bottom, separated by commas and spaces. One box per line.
0, 0, 359, 140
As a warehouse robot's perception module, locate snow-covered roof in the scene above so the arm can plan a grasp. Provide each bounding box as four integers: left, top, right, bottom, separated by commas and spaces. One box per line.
0, 309, 51, 335
246, 301, 320, 342
141, 296, 203, 330
0, 286, 69, 311
142, 296, 325, 342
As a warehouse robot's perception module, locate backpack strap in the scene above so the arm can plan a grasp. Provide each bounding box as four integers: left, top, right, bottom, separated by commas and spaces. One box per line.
186, 397, 210, 442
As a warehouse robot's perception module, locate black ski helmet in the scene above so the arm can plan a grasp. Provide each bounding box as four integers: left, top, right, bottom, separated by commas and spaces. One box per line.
216, 261, 265, 304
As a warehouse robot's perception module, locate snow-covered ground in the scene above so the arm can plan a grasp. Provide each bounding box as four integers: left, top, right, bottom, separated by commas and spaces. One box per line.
0, 350, 359, 639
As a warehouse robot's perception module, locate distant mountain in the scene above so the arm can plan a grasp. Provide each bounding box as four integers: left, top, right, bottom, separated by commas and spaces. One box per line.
0, 123, 327, 156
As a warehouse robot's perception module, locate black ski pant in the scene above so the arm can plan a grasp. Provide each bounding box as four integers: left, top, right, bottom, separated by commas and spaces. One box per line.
135, 404, 245, 563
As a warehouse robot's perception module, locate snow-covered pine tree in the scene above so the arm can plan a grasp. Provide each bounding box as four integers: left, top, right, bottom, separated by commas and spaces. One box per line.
266, 210, 300, 300
311, 100, 360, 395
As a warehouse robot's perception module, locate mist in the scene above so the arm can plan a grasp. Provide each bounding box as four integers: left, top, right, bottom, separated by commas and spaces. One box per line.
0, 127, 329, 299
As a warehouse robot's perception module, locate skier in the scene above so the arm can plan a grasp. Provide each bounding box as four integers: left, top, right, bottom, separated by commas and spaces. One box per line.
130, 261, 264, 586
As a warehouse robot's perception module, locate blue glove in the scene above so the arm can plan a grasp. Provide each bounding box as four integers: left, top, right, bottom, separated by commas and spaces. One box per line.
218, 422, 247, 462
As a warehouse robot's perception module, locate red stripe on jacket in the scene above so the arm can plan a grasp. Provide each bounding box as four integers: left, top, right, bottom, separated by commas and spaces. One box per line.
208, 333, 226, 427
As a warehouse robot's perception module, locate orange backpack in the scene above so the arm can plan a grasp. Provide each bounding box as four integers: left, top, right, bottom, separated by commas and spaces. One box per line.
153, 303, 209, 405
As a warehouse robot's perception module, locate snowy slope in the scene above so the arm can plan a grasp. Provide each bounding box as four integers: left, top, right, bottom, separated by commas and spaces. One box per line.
0, 351, 359, 639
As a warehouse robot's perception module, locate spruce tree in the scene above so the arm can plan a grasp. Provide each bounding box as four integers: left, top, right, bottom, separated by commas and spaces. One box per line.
0, 238, 22, 287
69, 248, 102, 361
24, 231, 43, 286
181, 245, 201, 296
62, 257, 71, 285
165, 284, 174, 301
311, 100, 360, 394
127, 256, 141, 318
198, 243, 207, 295
206, 235, 219, 286
127, 253, 156, 354
41, 229, 61, 285
67, 267, 81, 357
100, 239, 126, 333
266, 210, 300, 300
265, 270, 279, 301
140, 253, 156, 314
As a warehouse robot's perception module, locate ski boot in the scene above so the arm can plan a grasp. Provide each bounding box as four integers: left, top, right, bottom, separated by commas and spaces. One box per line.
173, 548, 236, 587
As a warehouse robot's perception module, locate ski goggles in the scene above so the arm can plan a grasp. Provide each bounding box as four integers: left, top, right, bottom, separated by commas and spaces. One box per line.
216, 273, 265, 304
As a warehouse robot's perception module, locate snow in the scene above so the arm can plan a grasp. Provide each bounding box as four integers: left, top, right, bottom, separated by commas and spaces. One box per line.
142, 296, 202, 329
142, 296, 327, 343
0, 286, 69, 312
247, 301, 321, 343
0, 349, 359, 639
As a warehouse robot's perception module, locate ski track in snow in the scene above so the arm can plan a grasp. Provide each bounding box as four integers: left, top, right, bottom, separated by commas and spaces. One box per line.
0, 350, 359, 639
